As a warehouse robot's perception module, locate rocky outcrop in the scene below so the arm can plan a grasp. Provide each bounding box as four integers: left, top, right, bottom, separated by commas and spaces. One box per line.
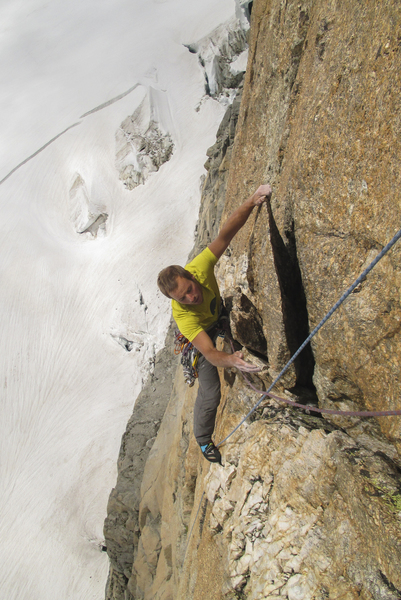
186, 10, 249, 101
104, 1, 401, 598
135, 380, 401, 600
116, 87, 175, 191
70, 173, 109, 238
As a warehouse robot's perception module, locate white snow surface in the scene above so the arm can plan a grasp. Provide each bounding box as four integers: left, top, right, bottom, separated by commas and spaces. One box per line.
0, 1, 236, 598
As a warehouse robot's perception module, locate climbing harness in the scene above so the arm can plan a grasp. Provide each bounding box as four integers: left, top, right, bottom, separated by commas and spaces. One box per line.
174, 332, 199, 387
174, 306, 230, 387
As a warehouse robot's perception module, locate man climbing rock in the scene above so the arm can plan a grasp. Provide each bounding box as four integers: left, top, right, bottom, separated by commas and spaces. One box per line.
157, 184, 272, 464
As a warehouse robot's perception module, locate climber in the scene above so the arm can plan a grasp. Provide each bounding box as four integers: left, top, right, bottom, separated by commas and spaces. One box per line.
157, 184, 272, 464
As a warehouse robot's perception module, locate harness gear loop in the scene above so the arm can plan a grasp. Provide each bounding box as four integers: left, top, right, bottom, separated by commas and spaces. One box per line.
174, 305, 230, 387
174, 332, 200, 386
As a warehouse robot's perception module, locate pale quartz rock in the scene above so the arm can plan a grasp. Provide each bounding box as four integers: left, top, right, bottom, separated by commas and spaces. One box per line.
244, 520, 261, 536
265, 562, 283, 582
235, 551, 251, 576
283, 574, 314, 600
262, 477, 274, 499
243, 482, 264, 512
226, 478, 253, 510
285, 556, 302, 574
212, 496, 235, 525
277, 515, 292, 532
315, 555, 331, 572
269, 512, 280, 527
298, 426, 310, 437
267, 541, 284, 559
204, 470, 221, 503
245, 538, 253, 555
216, 252, 249, 298
209, 512, 220, 534
263, 576, 288, 596
229, 530, 246, 559
231, 574, 247, 590
219, 463, 237, 492
276, 548, 294, 562
251, 542, 266, 565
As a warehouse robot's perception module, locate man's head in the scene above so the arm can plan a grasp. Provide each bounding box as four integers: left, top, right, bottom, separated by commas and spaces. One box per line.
157, 266, 203, 305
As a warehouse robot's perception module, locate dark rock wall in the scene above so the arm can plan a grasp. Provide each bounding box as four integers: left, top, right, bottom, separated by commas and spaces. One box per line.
190, 84, 244, 259
104, 323, 178, 598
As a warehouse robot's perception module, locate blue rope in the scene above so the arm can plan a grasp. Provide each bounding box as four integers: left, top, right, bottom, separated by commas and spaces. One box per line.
217, 227, 401, 447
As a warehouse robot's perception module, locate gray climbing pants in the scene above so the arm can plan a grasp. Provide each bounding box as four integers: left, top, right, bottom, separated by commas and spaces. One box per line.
193, 354, 221, 446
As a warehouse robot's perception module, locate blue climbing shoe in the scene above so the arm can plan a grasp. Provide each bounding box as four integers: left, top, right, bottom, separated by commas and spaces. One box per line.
200, 442, 222, 465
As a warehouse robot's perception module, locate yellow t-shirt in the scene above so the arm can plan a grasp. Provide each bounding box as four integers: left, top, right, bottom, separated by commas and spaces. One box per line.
172, 247, 221, 342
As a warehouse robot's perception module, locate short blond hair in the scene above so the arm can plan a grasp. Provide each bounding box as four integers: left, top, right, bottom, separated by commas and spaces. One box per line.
157, 265, 192, 298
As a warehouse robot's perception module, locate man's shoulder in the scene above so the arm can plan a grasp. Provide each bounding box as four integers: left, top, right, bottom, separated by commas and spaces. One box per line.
185, 247, 218, 273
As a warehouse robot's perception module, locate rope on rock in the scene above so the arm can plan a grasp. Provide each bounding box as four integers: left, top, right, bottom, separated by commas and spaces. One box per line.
217, 226, 401, 448
183, 491, 205, 562
241, 373, 401, 417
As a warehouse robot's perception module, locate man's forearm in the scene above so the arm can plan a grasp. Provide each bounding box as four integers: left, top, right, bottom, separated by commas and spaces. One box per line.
208, 185, 272, 260
202, 346, 238, 369
217, 197, 255, 247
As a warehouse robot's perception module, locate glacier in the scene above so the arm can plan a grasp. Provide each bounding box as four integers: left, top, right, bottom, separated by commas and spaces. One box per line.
0, 0, 241, 598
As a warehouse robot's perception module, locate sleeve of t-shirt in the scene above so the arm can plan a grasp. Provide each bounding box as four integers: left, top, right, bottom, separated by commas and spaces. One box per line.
185, 246, 218, 277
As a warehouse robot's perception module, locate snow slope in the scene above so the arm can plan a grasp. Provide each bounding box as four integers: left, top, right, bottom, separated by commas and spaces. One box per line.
0, 1, 235, 598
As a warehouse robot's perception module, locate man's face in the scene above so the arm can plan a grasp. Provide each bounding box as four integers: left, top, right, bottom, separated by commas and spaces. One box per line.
170, 275, 203, 305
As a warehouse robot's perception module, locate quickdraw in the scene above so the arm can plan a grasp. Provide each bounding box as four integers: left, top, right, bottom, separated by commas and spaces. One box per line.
174, 332, 200, 387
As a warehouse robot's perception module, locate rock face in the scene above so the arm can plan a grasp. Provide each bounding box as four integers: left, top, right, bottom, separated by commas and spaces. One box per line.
104, 1, 401, 599
222, 0, 401, 448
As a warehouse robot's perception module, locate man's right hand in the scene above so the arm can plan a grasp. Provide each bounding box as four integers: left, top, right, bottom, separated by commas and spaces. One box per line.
229, 351, 262, 373
192, 331, 262, 372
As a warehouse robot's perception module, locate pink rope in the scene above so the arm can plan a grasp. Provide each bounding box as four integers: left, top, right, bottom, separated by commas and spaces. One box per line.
242, 372, 401, 417
229, 339, 401, 418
